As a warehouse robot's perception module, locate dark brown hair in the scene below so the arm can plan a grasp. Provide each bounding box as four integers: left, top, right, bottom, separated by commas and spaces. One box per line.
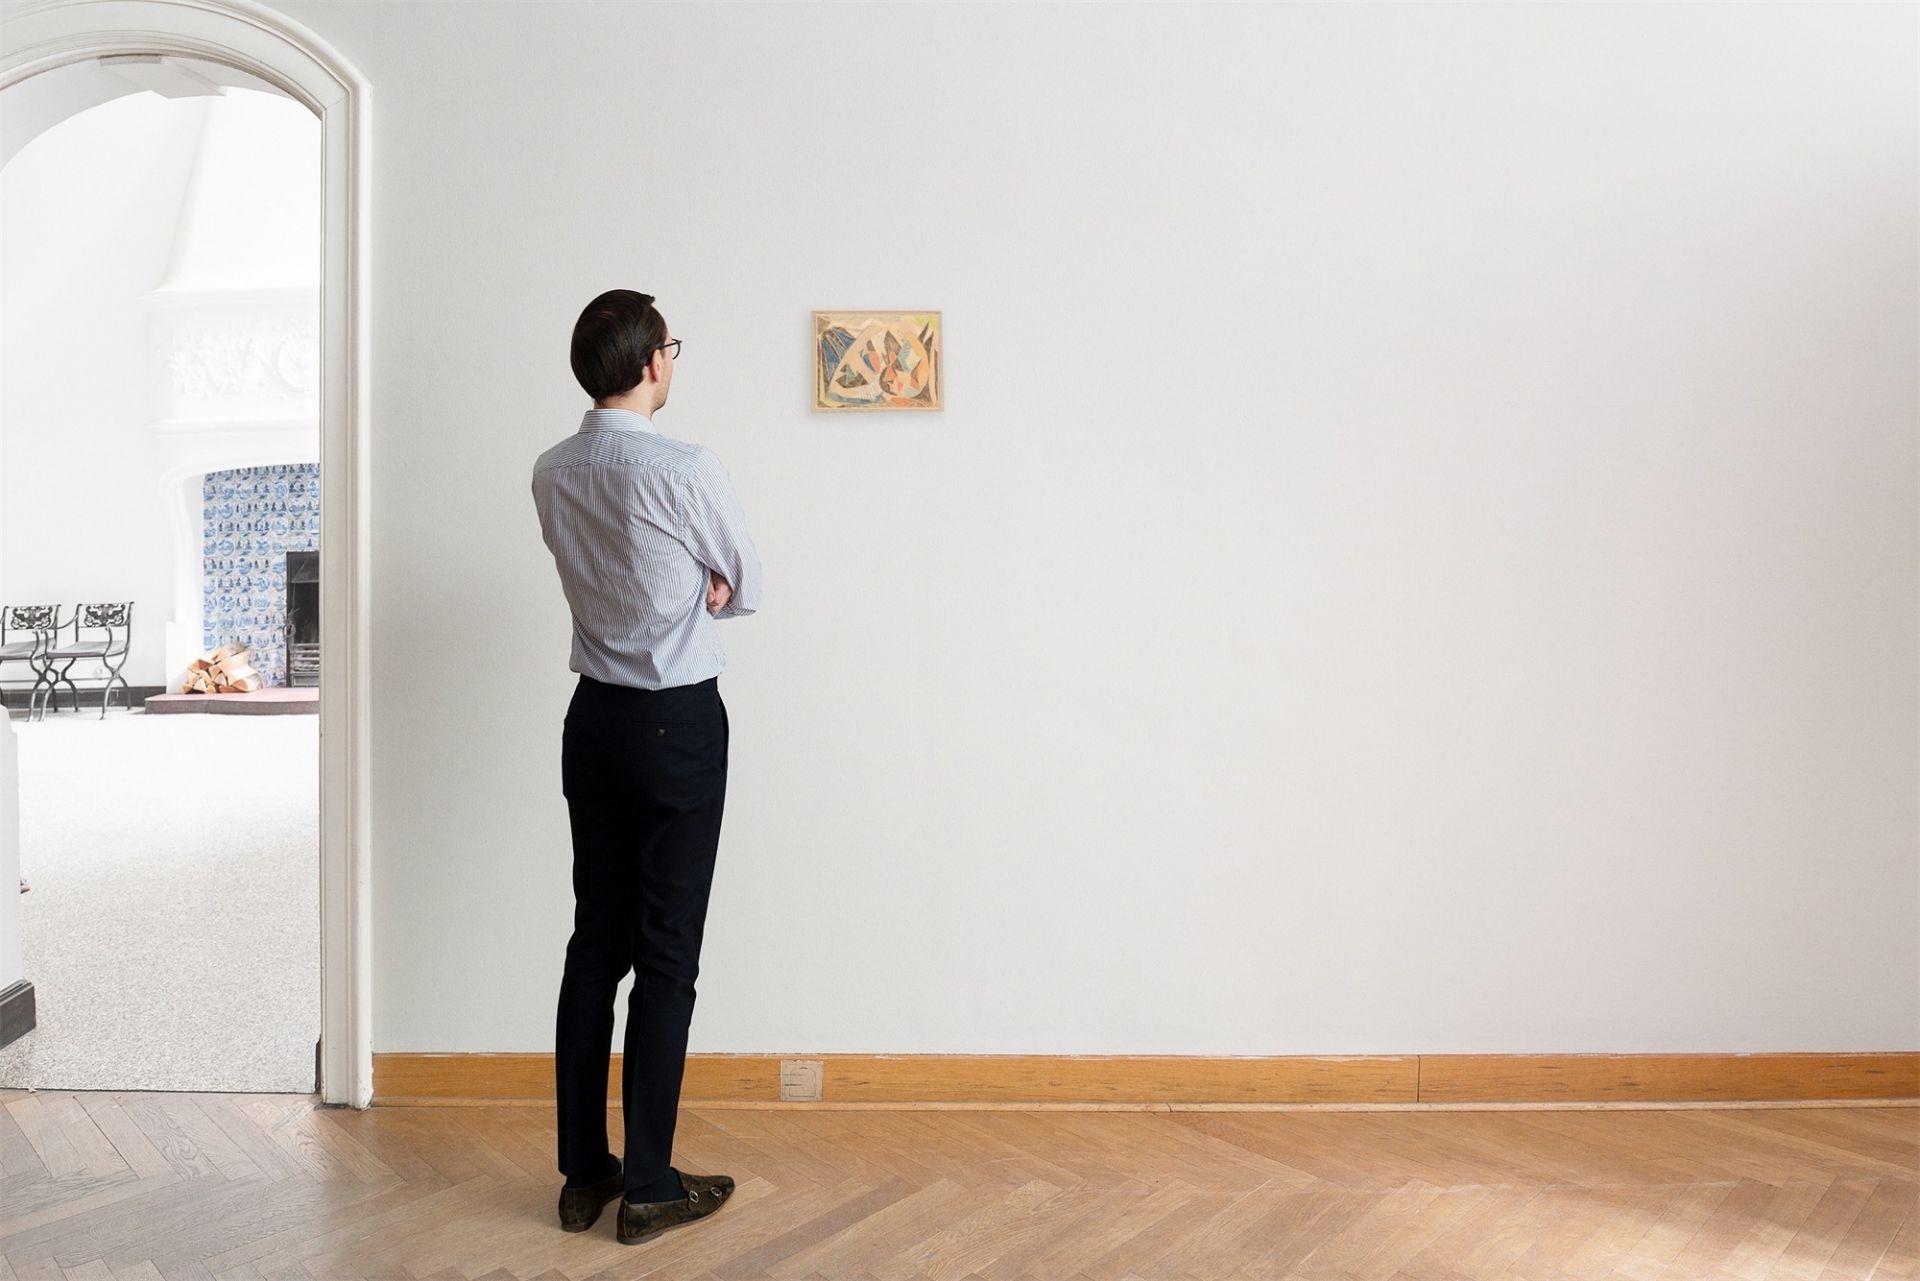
570, 289, 668, 400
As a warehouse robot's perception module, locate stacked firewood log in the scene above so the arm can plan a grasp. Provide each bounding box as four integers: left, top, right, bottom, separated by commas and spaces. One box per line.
181, 644, 263, 694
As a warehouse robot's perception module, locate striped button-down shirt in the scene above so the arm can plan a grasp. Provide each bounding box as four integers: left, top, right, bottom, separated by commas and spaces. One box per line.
531, 407, 762, 690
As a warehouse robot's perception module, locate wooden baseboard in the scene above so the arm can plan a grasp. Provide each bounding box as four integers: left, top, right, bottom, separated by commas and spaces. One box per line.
372, 1051, 1919, 1107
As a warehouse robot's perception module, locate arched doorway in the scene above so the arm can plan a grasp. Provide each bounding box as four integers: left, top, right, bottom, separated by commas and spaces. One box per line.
0, 0, 373, 1107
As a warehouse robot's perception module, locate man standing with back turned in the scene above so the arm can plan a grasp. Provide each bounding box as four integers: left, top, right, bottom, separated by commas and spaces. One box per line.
532, 288, 761, 1245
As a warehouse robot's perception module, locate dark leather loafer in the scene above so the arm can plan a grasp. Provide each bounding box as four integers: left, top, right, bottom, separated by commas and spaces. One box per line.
616, 1168, 736, 1245
557, 1160, 623, 1232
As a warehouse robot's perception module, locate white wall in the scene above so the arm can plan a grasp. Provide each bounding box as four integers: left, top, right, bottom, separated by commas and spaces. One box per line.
0, 86, 318, 688
267, 0, 1917, 1056
0, 92, 203, 685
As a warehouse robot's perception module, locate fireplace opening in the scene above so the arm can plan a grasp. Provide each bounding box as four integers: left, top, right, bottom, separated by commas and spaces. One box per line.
284, 550, 319, 687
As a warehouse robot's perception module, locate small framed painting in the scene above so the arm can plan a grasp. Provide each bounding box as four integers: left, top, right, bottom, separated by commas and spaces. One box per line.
813, 310, 942, 411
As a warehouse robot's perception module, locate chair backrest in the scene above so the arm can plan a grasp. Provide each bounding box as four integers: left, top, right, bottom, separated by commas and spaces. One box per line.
73, 602, 134, 654
0, 605, 59, 645
78, 602, 131, 629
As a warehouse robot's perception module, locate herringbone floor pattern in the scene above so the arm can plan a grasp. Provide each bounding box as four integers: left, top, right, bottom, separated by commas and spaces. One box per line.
0, 1091, 1912, 1279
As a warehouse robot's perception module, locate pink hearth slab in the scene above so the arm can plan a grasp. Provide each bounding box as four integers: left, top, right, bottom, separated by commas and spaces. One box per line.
145, 687, 320, 715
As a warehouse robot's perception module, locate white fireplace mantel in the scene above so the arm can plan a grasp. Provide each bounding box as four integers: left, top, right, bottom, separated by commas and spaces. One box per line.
141, 287, 319, 683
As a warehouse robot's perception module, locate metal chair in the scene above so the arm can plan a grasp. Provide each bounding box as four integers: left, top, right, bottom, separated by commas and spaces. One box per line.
40, 601, 134, 720
0, 605, 59, 716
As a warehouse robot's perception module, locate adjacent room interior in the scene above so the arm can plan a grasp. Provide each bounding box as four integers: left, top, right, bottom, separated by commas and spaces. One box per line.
0, 65, 322, 1093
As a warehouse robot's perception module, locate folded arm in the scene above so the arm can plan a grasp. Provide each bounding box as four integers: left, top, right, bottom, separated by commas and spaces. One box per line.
679, 449, 762, 620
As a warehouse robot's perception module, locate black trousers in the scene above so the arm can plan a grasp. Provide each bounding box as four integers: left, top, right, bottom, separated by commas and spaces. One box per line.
555, 672, 728, 1203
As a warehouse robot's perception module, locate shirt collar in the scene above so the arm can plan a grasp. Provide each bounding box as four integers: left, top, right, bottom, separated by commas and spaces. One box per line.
579, 406, 657, 434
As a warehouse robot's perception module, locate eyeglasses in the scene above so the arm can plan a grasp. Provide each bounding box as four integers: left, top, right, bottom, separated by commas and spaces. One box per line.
654, 338, 682, 361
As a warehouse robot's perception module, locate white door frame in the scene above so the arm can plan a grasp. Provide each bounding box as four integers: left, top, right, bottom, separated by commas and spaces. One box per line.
0, 0, 373, 1107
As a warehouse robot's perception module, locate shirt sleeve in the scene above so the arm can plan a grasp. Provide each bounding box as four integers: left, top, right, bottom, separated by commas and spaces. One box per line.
678, 448, 762, 620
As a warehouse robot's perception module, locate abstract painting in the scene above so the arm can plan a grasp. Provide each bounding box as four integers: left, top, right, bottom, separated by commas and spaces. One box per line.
813, 310, 942, 411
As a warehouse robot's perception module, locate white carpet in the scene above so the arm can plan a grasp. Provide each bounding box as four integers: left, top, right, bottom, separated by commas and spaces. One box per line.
0, 708, 319, 1092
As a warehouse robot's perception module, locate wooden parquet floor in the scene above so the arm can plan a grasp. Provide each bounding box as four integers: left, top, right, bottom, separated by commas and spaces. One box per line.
0, 1091, 1913, 1280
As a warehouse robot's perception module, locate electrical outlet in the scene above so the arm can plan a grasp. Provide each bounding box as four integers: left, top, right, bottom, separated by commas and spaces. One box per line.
779, 1059, 823, 1102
